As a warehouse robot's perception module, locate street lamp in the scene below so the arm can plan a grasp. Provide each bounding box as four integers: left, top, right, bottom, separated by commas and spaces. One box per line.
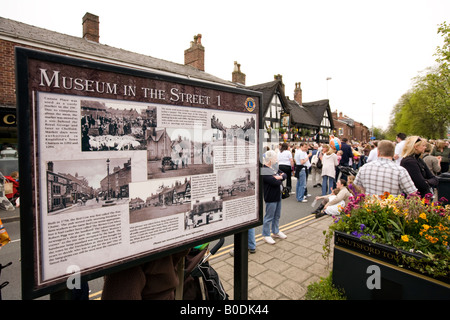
326, 77, 332, 99
106, 158, 110, 200
102, 158, 116, 207
371, 103, 375, 140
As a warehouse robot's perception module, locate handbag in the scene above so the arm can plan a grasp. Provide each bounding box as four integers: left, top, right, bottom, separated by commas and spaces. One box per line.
316, 157, 323, 169
315, 151, 323, 169
281, 183, 290, 199
4, 182, 13, 195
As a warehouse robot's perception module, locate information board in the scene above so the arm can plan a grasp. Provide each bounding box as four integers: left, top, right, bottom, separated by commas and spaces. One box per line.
16, 48, 262, 299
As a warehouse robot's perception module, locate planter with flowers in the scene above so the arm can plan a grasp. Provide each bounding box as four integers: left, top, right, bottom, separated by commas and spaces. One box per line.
323, 192, 450, 299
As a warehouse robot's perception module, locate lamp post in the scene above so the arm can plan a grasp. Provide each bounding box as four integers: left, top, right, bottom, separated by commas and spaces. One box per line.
326, 77, 332, 99
371, 103, 375, 140
106, 158, 110, 200
102, 158, 116, 207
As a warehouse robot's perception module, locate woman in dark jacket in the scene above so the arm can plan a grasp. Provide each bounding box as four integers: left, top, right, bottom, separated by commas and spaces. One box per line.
400, 136, 438, 198
262, 150, 287, 245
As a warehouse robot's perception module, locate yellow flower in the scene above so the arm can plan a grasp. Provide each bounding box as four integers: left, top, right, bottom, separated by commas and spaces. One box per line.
422, 224, 431, 231
419, 212, 427, 220
401, 235, 409, 242
425, 234, 438, 244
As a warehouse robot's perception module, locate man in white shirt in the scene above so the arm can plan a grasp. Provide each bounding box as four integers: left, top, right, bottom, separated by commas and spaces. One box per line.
394, 133, 406, 165
366, 141, 378, 163
294, 143, 309, 202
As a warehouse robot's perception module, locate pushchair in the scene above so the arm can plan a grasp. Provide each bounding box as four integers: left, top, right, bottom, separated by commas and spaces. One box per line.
336, 165, 358, 180
0, 262, 12, 300
183, 238, 228, 300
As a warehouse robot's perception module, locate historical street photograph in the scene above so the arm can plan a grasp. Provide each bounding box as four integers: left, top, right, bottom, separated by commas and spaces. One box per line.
129, 176, 191, 224
81, 98, 156, 152
45, 158, 131, 215
147, 128, 214, 179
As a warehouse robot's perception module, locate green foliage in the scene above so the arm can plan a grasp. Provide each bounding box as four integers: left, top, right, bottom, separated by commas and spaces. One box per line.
304, 272, 346, 300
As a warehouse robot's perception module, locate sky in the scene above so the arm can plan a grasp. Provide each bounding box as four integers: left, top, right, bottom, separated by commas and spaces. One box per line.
2, 0, 449, 130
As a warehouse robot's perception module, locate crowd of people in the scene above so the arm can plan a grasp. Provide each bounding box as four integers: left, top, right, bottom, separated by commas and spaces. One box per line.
260, 135, 449, 246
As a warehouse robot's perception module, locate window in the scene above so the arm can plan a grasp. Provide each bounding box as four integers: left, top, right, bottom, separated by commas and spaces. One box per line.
53, 185, 61, 194
264, 94, 286, 134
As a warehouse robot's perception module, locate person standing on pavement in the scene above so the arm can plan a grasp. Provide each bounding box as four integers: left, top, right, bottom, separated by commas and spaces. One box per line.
431, 139, 450, 174
337, 138, 353, 181
423, 142, 441, 176
320, 144, 338, 196
229, 228, 256, 256
394, 133, 406, 165
310, 143, 322, 188
248, 228, 256, 253
294, 143, 309, 202
366, 141, 378, 163
262, 150, 288, 245
278, 142, 294, 192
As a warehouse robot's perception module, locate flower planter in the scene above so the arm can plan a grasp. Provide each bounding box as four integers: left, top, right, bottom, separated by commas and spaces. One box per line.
332, 231, 450, 300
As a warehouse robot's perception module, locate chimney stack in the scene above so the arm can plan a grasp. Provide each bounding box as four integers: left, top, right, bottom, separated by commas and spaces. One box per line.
82, 13, 99, 43
274, 74, 285, 93
232, 61, 246, 85
184, 34, 205, 71
294, 82, 302, 105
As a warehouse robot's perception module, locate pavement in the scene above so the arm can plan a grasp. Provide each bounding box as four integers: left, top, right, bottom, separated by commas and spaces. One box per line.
0, 204, 19, 224
210, 213, 335, 300
206, 176, 337, 300
0, 177, 337, 300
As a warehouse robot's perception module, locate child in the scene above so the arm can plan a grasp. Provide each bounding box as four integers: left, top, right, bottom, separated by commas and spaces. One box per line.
336, 150, 343, 163
347, 175, 362, 196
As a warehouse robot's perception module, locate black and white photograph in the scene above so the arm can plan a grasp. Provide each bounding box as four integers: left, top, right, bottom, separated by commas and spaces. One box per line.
81, 99, 156, 152
147, 127, 214, 179
129, 176, 191, 223
211, 111, 256, 146
45, 158, 131, 215
217, 167, 256, 201
185, 196, 223, 229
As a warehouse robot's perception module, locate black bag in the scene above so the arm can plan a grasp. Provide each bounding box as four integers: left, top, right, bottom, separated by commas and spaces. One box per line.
193, 260, 229, 300
316, 157, 323, 169
281, 186, 290, 199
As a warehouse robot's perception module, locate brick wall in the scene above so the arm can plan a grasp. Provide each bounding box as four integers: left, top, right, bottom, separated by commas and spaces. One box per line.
184, 34, 205, 71
0, 39, 17, 107
82, 13, 100, 42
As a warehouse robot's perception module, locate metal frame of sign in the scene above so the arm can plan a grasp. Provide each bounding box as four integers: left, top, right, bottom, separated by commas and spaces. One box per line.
16, 47, 263, 299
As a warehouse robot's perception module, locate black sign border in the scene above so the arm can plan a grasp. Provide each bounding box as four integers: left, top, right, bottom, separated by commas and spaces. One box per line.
16, 47, 263, 299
